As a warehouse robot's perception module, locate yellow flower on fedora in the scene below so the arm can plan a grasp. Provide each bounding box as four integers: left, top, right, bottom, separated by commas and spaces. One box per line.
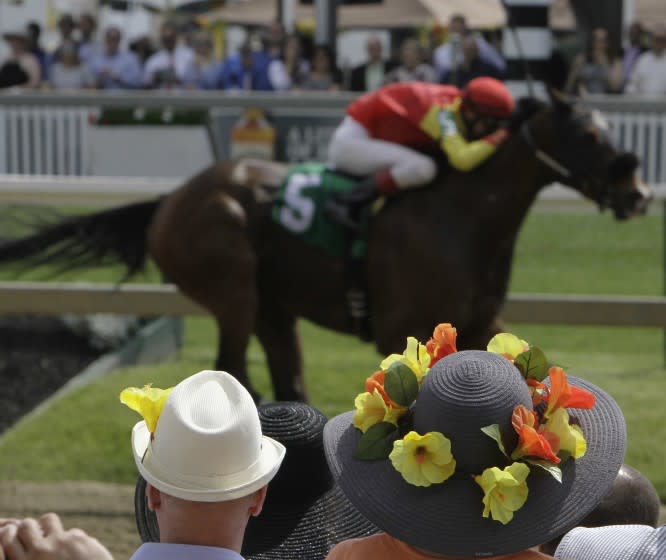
380, 336, 431, 382
120, 384, 173, 434
389, 431, 456, 487
545, 408, 587, 459
475, 462, 530, 524
487, 333, 529, 362
353, 389, 404, 433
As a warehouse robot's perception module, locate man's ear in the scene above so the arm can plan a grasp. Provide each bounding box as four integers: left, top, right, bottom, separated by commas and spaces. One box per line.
146, 482, 162, 512
248, 485, 268, 517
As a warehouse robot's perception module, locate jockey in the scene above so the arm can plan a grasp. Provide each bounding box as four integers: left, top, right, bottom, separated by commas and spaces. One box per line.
326, 77, 515, 228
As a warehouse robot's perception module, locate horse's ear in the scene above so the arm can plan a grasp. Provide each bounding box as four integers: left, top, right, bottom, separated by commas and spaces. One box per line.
547, 87, 573, 113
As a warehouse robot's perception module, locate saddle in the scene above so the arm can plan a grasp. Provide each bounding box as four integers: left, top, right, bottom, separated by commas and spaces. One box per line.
232, 159, 373, 341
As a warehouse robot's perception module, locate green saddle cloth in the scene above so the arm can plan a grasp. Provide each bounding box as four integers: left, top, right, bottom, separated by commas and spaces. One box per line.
272, 162, 365, 258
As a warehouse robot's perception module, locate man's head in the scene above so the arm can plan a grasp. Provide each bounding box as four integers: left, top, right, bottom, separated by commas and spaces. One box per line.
160, 21, 179, 52
104, 27, 122, 56
399, 38, 422, 70
449, 13, 467, 36
628, 21, 644, 47
25, 21, 40, 47
652, 24, 666, 56
79, 13, 96, 40
121, 370, 285, 550
460, 76, 515, 139
365, 35, 383, 63
57, 14, 75, 40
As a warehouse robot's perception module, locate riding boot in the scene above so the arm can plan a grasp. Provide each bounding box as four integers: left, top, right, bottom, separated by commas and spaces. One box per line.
326, 170, 396, 230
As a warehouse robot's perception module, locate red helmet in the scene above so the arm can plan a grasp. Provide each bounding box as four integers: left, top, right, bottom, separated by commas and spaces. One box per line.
460, 77, 515, 119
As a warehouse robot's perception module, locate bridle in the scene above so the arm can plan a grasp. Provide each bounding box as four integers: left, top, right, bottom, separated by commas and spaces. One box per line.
519, 115, 613, 210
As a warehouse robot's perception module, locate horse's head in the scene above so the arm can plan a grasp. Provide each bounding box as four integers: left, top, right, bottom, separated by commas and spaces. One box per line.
518, 90, 651, 220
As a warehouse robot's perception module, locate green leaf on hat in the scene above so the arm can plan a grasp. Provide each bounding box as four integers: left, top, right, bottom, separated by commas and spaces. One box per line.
481, 424, 508, 457
525, 459, 563, 483
514, 347, 548, 381
384, 362, 419, 406
354, 422, 398, 460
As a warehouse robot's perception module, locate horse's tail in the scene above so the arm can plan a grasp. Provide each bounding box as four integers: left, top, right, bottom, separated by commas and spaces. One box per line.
0, 199, 162, 280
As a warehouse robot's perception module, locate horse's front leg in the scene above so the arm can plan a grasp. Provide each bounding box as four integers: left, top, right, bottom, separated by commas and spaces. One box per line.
255, 307, 306, 402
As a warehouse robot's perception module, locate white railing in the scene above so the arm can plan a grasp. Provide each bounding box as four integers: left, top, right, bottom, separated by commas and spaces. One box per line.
0, 106, 92, 176
0, 92, 664, 183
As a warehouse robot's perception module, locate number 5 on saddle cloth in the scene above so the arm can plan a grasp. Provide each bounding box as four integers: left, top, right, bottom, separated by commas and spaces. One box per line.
272, 162, 373, 340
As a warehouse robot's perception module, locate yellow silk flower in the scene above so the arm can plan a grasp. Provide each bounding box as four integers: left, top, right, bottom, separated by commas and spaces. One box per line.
353, 389, 404, 432
120, 384, 173, 433
544, 408, 587, 459
475, 462, 530, 524
380, 336, 431, 382
487, 333, 530, 361
389, 431, 456, 487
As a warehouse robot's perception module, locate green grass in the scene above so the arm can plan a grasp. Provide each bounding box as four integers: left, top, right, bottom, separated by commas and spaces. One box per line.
1, 211, 665, 500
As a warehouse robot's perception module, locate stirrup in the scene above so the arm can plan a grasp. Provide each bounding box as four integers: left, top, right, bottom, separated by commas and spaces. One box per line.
324, 199, 362, 231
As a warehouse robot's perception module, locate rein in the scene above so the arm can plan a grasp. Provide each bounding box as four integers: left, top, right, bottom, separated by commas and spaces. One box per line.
519, 119, 611, 208
520, 121, 571, 179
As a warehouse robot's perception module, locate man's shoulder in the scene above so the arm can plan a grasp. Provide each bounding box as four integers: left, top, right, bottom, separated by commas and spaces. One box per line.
130, 542, 244, 560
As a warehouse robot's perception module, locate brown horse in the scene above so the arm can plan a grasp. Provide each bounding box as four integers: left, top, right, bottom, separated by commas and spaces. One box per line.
0, 93, 651, 402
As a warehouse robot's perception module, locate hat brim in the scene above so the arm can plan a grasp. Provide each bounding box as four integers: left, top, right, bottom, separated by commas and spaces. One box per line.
132, 421, 285, 502
323, 376, 626, 557
134, 475, 378, 559
2, 32, 27, 41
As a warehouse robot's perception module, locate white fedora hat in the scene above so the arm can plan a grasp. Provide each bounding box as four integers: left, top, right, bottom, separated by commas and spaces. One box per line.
131, 370, 285, 502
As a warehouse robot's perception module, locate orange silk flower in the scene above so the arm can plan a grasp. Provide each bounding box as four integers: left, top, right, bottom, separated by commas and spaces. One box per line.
545, 367, 596, 418
365, 370, 395, 407
511, 405, 560, 464
426, 323, 457, 366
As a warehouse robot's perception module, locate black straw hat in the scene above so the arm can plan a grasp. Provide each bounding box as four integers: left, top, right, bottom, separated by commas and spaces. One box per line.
135, 401, 377, 559
324, 350, 627, 557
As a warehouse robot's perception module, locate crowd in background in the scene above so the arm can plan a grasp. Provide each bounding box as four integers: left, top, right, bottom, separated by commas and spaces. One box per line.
0, 11, 664, 95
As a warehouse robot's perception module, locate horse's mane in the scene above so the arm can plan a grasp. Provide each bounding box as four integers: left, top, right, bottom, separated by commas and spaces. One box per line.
508, 97, 548, 133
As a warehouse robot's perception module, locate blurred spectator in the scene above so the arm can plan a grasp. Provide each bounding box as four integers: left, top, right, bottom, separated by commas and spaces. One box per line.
626, 24, 666, 95
219, 41, 274, 90
183, 30, 223, 89
26, 21, 48, 80
300, 44, 342, 90
349, 35, 396, 92
129, 35, 156, 67
565, 27, 623, 95
262, 20, 287, 60
622, 21, 649, 86
432, 13, 506, 83
78, 12, 100, 65
52, 14, 78, 64
88, 27, 142, 90
383, 37, 436, 84
49, 40, 92, 89
269, 33, 311, 91
143, 21, 194, 89
540, 463, 661, 555
0, 29, 41, 88
441, 33, 503, 87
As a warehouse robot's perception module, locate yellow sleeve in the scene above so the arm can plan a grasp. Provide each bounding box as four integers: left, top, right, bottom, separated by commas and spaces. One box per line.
440, 132, 498, 172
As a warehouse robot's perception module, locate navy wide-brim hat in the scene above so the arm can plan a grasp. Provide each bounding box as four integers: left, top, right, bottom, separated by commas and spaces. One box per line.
323, 350, 627, 557
135, 401, 377, 560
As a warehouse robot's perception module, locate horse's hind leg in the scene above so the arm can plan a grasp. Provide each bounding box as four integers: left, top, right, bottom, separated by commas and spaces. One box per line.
255, 308, 306, 402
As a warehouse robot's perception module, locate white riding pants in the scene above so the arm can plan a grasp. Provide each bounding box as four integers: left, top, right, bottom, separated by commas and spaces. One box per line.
327, 116, 437, 189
